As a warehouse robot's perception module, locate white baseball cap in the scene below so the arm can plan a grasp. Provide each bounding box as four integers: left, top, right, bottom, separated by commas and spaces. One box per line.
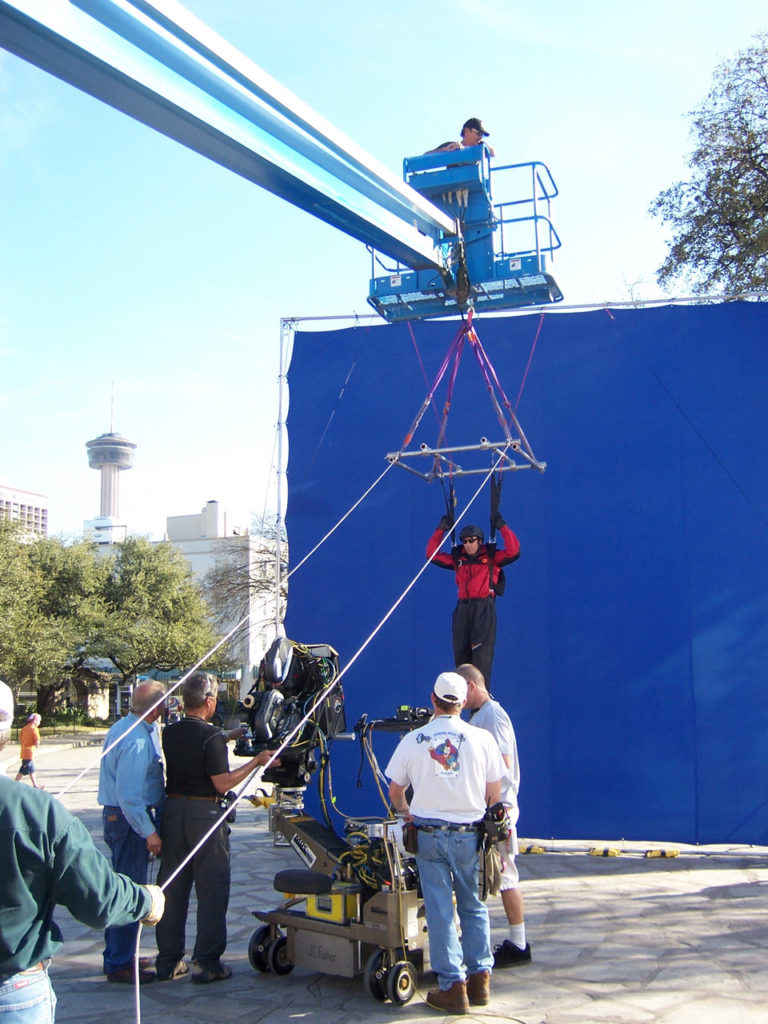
433, 671, 468, 705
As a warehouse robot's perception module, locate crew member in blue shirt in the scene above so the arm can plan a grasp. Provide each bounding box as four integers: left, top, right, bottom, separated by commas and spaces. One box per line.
97, 680, 166, 984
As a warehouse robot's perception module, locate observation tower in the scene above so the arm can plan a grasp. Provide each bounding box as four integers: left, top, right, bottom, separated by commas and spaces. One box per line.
84, 431, 136, 544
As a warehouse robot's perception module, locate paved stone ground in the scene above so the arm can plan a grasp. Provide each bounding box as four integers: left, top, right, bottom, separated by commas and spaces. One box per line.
3, 737, 768, 1024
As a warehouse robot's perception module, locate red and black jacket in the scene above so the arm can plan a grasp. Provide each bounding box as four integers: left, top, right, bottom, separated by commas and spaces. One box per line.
426, 523, 520, 599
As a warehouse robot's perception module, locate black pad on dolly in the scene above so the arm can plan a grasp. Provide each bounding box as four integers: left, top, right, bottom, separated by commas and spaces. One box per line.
273, 869, 333, 895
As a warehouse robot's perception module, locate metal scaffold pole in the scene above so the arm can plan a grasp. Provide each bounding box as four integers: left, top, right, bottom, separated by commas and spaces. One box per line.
275, 318, 292, 634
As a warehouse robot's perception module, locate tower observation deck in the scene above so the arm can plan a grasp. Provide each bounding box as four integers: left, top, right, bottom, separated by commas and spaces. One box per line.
85, 431, 136, 521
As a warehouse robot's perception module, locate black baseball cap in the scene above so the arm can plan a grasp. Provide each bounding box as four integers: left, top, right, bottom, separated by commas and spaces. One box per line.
462, 117, 489, 137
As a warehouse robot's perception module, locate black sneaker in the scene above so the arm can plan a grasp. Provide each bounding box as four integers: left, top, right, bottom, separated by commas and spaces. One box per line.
493, 940, 532, 968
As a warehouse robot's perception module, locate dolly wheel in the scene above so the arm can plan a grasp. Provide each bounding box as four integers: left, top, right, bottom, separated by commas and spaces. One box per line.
364, 949, 388, 1002
386, 960, 416, 1005
248, 925, 272, 972
267, 935, 294, 975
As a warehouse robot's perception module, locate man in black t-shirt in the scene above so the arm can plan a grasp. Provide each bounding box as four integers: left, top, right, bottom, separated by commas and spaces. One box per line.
155, 673, 273, 984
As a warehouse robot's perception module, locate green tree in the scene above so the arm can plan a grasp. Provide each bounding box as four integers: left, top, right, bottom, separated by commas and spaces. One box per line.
650, 34, 768, 294
0, 525, 106, 712
95, 536, 218, 681
0, 523, 36, 694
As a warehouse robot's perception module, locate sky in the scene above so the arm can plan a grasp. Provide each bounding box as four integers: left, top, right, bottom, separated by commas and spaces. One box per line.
1, 0, 766, 540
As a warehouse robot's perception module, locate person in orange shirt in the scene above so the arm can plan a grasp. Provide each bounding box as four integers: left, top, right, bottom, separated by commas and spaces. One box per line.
15, 713, 44, 789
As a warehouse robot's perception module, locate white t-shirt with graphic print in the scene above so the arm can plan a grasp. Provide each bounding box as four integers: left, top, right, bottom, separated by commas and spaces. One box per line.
386, 713, 505, 824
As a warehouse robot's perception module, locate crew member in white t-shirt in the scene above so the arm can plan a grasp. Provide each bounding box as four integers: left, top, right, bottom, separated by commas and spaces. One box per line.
386, 671, 505, 1014
458, 663, 531, 968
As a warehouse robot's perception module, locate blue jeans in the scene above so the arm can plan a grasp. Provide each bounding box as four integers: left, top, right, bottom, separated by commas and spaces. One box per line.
102, 808, 150, 973
414, 818, 492, 989
0, 965, 56, 1023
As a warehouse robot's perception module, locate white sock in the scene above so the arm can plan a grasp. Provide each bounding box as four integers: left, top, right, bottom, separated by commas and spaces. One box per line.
508, 924, 526, 949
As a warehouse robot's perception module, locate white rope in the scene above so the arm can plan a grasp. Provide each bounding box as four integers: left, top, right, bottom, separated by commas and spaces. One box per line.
286, 461, 395, 580
58, 458, 399, 802
55, 613, 250, 801
76, 444, 503, 1022
338, 447, 510, 681
142, 446, 509, 896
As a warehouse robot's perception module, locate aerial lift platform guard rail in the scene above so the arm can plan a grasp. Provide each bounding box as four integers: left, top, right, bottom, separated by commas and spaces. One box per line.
368, 148, 562, 322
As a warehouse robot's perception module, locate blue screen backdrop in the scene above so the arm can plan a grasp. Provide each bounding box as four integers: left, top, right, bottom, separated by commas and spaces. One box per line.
284, 302, 768, 844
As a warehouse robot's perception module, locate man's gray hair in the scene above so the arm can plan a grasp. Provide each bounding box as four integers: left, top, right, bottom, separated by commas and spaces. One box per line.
183, 672, 215, 710
455, 663, 486, 689
131, 681, 166, 716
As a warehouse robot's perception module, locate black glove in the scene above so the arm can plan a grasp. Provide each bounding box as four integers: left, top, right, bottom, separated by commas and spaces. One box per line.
490, 474, 502, 518
492, 511, 505, 531
438, 513, 454, 532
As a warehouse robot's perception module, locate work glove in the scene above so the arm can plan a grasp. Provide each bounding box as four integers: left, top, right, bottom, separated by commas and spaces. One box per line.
492, 511, 506, 531
140, 884, 165, 926
438, 513, 454, 532
490, 474, 502, 517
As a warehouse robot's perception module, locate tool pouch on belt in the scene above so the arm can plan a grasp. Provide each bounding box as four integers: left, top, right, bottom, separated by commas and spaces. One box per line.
221, 791, 237, 824
481, 838, 503, 899
482, 801, 510, 843
402, 822, 419, 854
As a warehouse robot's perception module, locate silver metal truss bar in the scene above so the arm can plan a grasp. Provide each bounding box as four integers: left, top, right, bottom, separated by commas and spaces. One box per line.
0, 0, 456, 269
385, 458, 542, 482
386, 439, 546, 481
414, 439, 523, 456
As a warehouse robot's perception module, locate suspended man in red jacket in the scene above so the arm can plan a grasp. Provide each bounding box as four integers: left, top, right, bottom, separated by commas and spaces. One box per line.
426, 504, 520, 689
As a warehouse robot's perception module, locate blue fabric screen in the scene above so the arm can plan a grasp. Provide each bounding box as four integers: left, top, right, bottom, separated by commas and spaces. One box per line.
285, 303, 768, 844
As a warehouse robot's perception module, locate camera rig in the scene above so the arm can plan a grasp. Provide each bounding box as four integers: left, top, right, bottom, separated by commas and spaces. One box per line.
234, 636, 479, 1003
234, 638, 346, 788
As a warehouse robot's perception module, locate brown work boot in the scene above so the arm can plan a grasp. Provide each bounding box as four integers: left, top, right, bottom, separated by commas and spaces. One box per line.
426, 980, 469, 1014
466, 969, 490, 1005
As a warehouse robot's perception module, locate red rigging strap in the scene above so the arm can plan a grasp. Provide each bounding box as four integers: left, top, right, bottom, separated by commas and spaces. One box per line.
466, 323, 515, 438
408, 319, 448, 480
407, 321, 432, 396
513, 312, 546, 415
401, 315, 522, 448
400, 319, 468, 448
435, 331, 465, 451
396, 312, 547, 476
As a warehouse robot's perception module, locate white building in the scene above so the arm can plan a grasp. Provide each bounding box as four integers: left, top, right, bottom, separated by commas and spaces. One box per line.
0, 484, 49, 537
162, 500, 283, 697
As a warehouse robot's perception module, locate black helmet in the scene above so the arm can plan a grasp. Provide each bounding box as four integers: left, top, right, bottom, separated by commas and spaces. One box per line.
459, 525, 484, 544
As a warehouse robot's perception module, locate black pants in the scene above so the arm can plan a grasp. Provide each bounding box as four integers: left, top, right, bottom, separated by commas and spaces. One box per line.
155, 798, 230, 973
452, 597, 497, 688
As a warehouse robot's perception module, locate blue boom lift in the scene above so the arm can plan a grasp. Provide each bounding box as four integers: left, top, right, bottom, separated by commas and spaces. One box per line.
368, 147, 561, 322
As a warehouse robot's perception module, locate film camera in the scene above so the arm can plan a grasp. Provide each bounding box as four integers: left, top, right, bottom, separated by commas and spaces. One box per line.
234, 638, 346, 787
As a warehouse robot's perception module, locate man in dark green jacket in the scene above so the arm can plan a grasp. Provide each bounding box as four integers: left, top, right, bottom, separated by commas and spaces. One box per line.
0, 680, 164, 1021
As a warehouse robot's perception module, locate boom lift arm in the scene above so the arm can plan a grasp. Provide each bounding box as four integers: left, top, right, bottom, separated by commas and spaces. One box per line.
0, 0, 561, 320
0, 0, 456, 273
